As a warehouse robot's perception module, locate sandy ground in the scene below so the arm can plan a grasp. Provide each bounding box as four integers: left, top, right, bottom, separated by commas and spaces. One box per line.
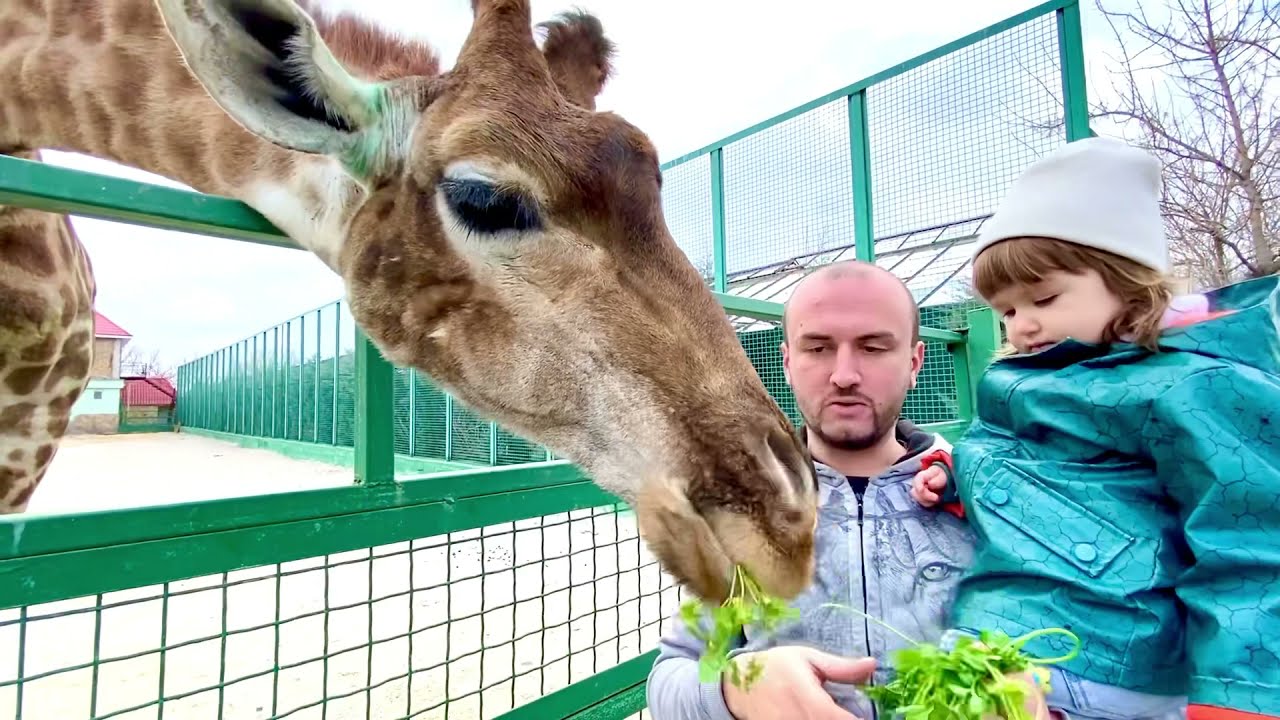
0, 434, 677, 719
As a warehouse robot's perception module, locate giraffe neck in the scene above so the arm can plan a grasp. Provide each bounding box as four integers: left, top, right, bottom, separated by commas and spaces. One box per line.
0, 0, 366, 273
0, 173, 96, 513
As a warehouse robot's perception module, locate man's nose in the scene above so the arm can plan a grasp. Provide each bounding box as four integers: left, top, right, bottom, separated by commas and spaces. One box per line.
829, 346, 862, 387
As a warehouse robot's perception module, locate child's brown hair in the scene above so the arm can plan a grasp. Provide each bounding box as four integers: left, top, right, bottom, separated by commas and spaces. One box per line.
972, 236, 1173, 351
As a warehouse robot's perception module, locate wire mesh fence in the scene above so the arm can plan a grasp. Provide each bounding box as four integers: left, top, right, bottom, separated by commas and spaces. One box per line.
178, 307, 978, 459
0, 499, 674, 720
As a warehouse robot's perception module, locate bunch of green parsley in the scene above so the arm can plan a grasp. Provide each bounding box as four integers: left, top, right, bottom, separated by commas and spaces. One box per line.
680, 565, 1080, 719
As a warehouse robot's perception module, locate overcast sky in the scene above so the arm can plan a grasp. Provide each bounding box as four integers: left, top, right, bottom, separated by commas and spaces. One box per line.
38, 0, 1142, 370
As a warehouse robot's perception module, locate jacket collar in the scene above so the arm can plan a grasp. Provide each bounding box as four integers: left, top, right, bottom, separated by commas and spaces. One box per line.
996, 274, 1280, 373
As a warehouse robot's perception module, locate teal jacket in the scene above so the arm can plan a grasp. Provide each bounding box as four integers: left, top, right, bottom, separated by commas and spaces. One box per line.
944, 275, 1280, 719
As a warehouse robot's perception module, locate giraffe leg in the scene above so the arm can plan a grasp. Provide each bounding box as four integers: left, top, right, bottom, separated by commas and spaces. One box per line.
0, 149, 96, 514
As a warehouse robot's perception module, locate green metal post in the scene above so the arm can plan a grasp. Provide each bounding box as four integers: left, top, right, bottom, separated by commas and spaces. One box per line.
296, 316, 302, 441
947, 338, 975, 424
444, 395, 454, 462
251, 335, 258, 436
219, 348, 224, 431
285, 321, 292, 440
259, 333, 266, 437
272, 326, 279, 438
332, 304, 340, 446
314, 309, 321, 444
191, 357, 197, 428
227, 348, 232, 432
353, 330, 395, 486
235, 341, 240, 433
489, 422, 498, 466
235, 342, 242, 434
963, 307, 1003, 413
1057, 1, 1091, 141
848, 89, 875, 261
709, 149, 728, 292
408, 371, 416, 457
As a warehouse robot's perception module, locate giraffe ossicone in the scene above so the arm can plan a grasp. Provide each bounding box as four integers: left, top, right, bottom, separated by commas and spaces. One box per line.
0, 0, 819, 604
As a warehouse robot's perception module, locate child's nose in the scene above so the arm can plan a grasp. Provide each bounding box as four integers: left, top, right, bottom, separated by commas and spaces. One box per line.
1010, 312, 1039, 338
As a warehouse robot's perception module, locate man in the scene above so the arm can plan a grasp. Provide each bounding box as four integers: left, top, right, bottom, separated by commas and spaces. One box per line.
645, 261, 983, 719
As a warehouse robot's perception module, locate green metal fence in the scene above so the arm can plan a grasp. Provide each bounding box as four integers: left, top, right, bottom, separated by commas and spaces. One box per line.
0, 0, 1083, 717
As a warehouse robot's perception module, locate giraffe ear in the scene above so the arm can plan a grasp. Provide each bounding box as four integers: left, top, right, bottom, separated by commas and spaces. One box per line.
154, 0, 397, 179
535, 10, 615, 111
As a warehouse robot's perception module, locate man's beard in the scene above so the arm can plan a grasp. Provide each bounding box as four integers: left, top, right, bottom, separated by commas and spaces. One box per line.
804, 396, 899, 451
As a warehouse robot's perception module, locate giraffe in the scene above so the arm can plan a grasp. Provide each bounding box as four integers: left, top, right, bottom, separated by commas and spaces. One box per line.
0, 0, 820, 604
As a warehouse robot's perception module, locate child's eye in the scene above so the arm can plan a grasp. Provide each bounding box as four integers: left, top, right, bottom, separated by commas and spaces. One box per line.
1033, 295, 1058, 307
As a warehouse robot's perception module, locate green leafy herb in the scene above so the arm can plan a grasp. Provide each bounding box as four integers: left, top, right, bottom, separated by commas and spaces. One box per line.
820, 602, 1080, 719
858, 624, 1080, 720
680, 570, 1082, 719
679, 565, 799, 690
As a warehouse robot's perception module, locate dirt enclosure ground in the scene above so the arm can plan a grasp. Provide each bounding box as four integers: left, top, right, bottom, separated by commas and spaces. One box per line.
0, 434, 674, 720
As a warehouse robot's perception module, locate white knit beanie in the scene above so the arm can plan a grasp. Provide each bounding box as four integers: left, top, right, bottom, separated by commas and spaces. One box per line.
973, 137, 1170, 272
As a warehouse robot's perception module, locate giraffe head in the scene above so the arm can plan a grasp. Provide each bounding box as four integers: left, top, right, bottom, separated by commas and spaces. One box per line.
152, 0, 818, 604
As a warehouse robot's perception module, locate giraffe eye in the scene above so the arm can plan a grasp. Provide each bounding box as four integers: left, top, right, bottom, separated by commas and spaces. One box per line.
438, 178, 541, 234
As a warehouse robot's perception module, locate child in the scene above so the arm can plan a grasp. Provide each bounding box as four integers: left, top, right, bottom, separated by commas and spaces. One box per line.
910, 137, 1280, 720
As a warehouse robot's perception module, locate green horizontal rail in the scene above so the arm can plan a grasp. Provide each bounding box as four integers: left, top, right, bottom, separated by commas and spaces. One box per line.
657, 0, 1079, 170
0, 463, 616, 610
0, 153, 290, 247
0, 154, 791, 318
494, 651, 655, 720
0, 460, 586, 563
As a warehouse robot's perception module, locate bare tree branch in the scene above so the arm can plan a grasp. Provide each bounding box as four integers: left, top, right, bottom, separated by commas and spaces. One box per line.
1091, 0, 1278, 288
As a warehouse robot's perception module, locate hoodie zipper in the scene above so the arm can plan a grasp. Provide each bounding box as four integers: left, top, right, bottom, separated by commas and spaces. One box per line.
853, 483, 870, 655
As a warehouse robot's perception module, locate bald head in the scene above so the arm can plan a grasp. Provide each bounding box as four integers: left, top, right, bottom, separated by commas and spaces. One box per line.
782, 261, 919, 345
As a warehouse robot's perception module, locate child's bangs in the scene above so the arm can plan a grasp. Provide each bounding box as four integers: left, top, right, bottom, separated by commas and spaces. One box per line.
972, 237, 1084, 300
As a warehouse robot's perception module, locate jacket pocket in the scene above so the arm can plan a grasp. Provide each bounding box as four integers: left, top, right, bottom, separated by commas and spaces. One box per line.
974, 460, 1136, 579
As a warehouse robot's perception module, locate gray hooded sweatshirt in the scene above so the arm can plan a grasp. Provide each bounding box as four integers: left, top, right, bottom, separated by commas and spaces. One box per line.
645, 419, 978, 719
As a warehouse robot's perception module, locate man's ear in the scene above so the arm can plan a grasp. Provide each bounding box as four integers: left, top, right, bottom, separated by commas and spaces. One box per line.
155, 0, 403, 180
908, 340, 925, 388
780, 339, 793, 386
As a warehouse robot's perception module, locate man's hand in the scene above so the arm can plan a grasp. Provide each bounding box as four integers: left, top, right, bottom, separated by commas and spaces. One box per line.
721, 646, 877, 720
909, 465, 948, 506
1003, 670, 1056, 720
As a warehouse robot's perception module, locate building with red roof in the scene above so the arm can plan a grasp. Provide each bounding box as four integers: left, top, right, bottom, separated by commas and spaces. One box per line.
69, 310, 133, 434
122, 376, 176, 407
90, 311, 132, 380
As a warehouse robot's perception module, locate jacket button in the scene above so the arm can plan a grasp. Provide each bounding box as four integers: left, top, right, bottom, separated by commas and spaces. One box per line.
988, 488, 1009, 505
1073, 543, 1097, 563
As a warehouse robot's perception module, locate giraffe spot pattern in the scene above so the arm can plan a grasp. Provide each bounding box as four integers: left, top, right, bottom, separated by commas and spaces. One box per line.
5, 365, 48, 395
0, 403, 35, 435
